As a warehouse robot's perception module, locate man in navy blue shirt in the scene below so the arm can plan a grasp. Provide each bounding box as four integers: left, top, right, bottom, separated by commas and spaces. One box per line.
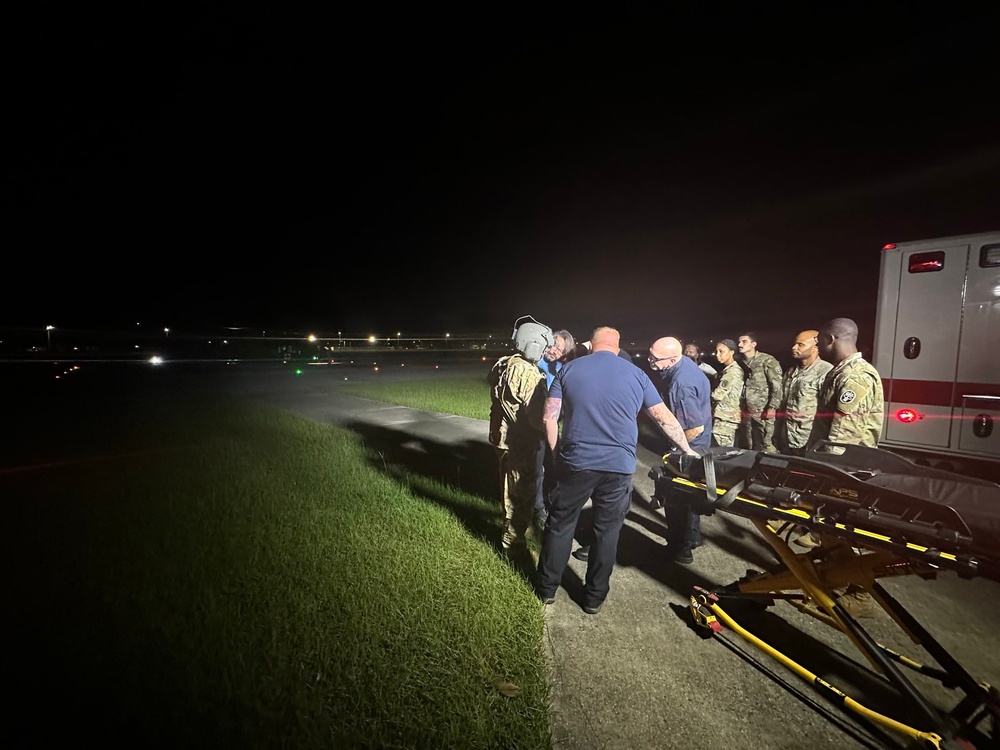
535, 327, 698, 614
648, 336, 713, 564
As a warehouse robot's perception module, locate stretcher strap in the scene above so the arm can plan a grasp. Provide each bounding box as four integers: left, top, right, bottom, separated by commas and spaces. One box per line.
702, 450, 744, 512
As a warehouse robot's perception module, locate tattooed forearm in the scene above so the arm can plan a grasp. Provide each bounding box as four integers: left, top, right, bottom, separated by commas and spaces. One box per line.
646, 402, 697, 455
543, 397, 561, 425
543, 397, 562, 452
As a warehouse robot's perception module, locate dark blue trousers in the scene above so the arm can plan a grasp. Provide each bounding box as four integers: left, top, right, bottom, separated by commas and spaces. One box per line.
536, 466, 632, 609
663, 449, 703, 549
664, 503, 702, 549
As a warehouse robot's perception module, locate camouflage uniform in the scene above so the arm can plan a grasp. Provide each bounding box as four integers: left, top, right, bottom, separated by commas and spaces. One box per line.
775, 358, 833, 455
808, 352, 884, 450
488, 354, 547, 548
711, 361, 745, 447
738, 351, 783, 453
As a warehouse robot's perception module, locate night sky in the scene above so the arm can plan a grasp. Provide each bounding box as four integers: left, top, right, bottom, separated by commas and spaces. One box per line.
9, 4, 1000, 351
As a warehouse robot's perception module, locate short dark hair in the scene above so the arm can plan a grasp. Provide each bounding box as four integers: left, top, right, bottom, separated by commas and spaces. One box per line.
740, 331, 758, 344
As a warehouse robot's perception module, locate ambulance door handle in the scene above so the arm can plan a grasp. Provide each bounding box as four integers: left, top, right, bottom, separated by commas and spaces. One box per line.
903, 337, 920, 359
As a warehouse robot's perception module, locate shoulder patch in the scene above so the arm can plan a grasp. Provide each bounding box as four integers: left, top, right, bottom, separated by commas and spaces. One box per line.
839, 390, 856, 404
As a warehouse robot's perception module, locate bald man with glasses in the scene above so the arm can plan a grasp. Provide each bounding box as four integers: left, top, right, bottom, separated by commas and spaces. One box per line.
647, 336, 713, 564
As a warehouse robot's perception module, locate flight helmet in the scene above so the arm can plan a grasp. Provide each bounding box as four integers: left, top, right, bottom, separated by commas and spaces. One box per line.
511, 315, 554, 363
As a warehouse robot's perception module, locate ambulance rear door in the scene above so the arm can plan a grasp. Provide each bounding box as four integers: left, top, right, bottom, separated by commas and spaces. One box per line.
882, 240, 967, 449
956, 238, 1000, 459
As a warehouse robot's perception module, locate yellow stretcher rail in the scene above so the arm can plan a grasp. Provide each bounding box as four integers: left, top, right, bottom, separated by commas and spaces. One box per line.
689, 588, 945, 749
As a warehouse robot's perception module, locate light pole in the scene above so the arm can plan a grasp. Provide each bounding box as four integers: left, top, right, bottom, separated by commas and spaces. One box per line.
46, 325, 54, 351
445, 332, 450, 348
396, 331, 401, 348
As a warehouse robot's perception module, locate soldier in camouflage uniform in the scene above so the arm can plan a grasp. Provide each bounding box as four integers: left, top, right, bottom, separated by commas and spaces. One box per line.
808, 318, 885, 614
489, 329, 549, 550
775, 330, 833, 456
808, 318, 884, 451
710, 338, 744, 447
736, 331, 783, 453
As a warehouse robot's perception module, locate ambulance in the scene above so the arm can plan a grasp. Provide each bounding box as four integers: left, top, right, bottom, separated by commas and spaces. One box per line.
873, 230, 1000, 481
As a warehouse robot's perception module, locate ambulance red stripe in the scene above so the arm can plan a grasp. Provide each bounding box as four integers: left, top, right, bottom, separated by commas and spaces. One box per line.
883, 379, 1000, 409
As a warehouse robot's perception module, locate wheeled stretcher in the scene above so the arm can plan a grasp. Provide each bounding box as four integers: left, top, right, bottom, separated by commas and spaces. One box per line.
649, 442, 1000, 749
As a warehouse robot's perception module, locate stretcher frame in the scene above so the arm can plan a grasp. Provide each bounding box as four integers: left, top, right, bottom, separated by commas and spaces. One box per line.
649, 443, 1000, 750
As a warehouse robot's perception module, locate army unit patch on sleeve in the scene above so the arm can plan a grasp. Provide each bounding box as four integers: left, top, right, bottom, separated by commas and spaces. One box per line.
839, 390, 857, 404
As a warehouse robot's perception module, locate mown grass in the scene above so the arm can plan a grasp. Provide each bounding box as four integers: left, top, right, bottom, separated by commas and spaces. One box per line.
4, 368, 549, 750
340, 375, 491, 421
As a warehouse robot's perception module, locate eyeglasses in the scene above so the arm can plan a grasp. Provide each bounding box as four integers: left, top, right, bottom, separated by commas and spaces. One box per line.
647, 354, 677, 365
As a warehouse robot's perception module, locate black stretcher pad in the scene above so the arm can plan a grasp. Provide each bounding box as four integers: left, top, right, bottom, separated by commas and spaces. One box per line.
657, 442, 1000, 580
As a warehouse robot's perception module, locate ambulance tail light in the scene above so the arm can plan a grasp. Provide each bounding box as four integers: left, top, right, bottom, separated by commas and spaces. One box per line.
895, 408, 922, 423
882, 242, 897, 250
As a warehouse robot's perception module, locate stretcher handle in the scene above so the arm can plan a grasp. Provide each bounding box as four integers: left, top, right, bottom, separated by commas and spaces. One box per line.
846, 508, 972, 548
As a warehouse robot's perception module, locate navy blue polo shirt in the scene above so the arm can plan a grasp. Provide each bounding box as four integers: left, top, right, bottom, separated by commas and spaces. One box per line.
655, 355, 712, 452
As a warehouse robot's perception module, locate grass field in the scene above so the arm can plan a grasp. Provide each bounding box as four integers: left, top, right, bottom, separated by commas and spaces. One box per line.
341, 374, 492, 421
3, 366, 551, 749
